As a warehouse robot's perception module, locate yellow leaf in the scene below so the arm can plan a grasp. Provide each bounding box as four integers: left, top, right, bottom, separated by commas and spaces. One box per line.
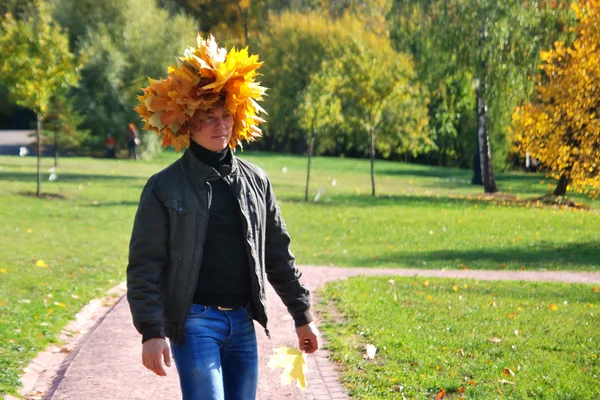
36, 260, 49, 268
423, 280, 430, 287
549, 304, 559, 311
267, 347, 307, 390
452, 285, 459, 292
0, 268, 7, 273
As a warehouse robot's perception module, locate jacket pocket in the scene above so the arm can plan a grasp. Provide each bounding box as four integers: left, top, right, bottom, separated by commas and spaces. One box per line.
164, 198, 195, 268
165, 198, 193, 215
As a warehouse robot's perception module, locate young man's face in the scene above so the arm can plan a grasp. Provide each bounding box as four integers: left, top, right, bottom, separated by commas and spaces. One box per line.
190, 105, 234, 152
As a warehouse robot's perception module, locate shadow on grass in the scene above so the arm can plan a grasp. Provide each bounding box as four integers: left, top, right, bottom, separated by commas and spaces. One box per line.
356, 242, 600, 270
279, 193, 511, 208
0, 171, 143, 183
377, 165, 473, 180
83, 201, 140, 207
279, 192, 595, 211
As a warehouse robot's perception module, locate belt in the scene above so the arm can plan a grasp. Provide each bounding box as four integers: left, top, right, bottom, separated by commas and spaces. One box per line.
203, 304, 248, 311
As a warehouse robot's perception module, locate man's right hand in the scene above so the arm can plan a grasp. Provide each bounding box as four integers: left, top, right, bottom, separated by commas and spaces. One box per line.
142, 338, 171, 376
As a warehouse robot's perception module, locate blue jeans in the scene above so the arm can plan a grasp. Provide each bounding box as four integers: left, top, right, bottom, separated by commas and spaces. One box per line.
170, 304, 258, 400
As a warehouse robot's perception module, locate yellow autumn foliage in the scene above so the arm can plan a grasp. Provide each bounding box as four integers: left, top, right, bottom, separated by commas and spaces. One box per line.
267, 346, 307, 390
134, 34, 267, 152
512, 0, 600, 197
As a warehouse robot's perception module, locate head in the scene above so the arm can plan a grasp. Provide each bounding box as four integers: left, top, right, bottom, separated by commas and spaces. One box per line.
189, 100, 234, 152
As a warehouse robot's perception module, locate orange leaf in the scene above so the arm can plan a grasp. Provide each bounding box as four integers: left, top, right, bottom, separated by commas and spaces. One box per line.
435, 388, 447, 399
503, 368, 515, 376
457, 387, 465, 394
593, 286, 599, 293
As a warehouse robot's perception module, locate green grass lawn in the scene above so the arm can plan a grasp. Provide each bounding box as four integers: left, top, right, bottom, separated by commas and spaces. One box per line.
317, 276, 600, 399
0, 151, 598, 394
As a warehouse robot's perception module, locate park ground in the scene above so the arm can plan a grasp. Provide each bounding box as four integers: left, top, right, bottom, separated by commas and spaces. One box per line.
0, 151, 598, 398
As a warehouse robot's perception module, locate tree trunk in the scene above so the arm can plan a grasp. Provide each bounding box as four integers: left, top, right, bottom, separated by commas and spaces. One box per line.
243, 11, 249, 46
553, 174, 569, 196
471, 137, 482, 185
305, 136, 314, 202
370, 128, 375, 197
54, 129, 58, 167
263, 0, 269, 25
476, 26, 497, 194
36, 113, 42, 198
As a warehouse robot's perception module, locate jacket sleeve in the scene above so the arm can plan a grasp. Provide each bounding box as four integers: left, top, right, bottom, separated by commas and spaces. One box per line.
263, 177, 314, 327
127, 176, 169, 342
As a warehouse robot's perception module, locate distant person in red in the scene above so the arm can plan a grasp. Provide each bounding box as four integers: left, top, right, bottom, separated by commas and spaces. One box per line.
126, 123, 141, 160
105, 132, 116, 158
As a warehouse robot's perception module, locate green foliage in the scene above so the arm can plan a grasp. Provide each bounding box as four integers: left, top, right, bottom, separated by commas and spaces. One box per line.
159, 0, 267, 45
318, 276, 600, 399
298, 32, 432, 158
42, 93, 90, 153
0, 0, 36, 19
52, 0, 198, 144
257, 12, 418, 155
0, 0, 79, 116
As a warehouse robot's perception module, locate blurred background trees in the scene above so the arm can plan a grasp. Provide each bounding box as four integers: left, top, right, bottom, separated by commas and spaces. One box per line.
2, 0, 596, 197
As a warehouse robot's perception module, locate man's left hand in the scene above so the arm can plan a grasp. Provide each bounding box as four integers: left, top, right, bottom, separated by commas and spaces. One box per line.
295, 322, 319, 354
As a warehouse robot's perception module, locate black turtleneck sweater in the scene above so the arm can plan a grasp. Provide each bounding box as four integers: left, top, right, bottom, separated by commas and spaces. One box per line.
189, 140, 251, 308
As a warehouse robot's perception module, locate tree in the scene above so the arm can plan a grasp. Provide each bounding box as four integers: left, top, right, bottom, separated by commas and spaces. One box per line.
511, 0, 600, 198
0, 0, 79, 197
257, 12, 404, 155
161, 0, 267, 46
389, 0, 573, 187
299, 33, 431, 197
53, 0, 198, 144
42, 93, 90, 166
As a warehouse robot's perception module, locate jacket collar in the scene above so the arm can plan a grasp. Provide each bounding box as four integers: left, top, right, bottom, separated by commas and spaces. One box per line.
181, 148, 239, 187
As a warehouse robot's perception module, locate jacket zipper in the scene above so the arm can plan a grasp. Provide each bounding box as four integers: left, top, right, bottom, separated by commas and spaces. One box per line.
239, 182, 270, 338
178, 182, 212, 341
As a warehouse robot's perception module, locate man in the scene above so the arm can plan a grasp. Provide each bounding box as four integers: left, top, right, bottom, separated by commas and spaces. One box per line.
127, 35, 319, 400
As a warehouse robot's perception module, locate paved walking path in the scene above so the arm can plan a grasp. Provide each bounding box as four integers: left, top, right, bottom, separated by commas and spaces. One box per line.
19, 266, 600, 400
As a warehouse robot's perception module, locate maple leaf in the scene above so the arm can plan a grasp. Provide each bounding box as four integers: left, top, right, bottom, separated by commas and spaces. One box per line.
267, 347, 307, 390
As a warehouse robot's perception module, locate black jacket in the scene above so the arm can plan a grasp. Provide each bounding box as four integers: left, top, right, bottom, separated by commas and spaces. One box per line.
127, 149, 312, 344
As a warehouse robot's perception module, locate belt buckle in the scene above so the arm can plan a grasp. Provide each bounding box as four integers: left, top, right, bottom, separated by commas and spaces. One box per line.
217, 306, 234, 311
